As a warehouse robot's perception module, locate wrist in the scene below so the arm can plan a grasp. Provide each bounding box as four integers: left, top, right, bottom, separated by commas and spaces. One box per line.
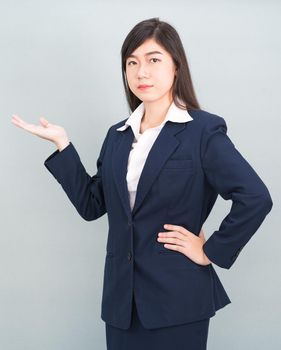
203, 252, 212, 266
55, 138, 70, 152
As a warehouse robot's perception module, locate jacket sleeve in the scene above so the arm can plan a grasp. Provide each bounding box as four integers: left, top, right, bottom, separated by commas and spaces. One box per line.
44, 126, 111, 221
201, 115, 273, 269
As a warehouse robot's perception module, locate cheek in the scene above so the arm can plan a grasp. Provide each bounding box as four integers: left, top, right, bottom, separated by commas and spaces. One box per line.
155, 70, 175, 90
126, 76, 136, 92
126, 71, 133, 84
125, 74, 131, 85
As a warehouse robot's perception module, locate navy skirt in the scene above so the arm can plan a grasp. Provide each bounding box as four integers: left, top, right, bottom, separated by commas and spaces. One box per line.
105, 294, 210, 350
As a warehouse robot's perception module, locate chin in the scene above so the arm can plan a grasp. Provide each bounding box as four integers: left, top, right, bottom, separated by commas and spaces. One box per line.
139, 95, 160, 103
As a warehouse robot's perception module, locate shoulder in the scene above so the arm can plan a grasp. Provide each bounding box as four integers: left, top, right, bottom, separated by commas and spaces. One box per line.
101, 117, 128, 142
106, 117, 128, 134
188, 108, 228, 132
111, 117, 128, 129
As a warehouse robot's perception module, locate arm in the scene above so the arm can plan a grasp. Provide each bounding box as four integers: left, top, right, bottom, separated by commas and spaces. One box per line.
201, 115, 273, 269
44, 127, 111, 221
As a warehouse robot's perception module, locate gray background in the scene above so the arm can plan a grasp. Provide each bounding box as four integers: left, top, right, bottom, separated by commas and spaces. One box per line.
1, 0, 280, 349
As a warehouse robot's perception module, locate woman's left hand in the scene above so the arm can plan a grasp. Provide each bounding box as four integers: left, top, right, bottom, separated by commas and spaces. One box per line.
157, 224, 212, 266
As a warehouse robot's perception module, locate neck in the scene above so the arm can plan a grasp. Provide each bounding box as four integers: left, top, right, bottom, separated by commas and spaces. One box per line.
142, 95, 173, 127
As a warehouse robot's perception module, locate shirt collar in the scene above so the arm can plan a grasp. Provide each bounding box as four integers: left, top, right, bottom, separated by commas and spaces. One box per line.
116, 99, 193, 141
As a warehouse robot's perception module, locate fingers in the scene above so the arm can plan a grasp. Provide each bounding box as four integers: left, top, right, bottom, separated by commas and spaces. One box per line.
159, 224, 204, 242
11, 114, 30, 130
39, 117, 49, 127
158, 228, 187, 241
11, 114, 50, 133
11, 114, 23, 124
11, 114, 41, 135
163, 224, 190, 236
157, 236, 186, 247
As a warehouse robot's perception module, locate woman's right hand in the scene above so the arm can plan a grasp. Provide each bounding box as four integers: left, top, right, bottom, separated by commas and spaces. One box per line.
11, 114, 70, 151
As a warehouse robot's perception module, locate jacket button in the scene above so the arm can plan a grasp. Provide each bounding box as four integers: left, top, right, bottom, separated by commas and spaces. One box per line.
128, 220, 132, 226
127, 251, 132, 261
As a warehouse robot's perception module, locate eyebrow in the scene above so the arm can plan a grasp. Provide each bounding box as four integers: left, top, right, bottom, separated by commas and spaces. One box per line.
127, 51, 163, 59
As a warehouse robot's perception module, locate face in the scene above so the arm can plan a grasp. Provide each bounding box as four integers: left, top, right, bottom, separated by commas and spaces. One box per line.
125, 38, 177, 103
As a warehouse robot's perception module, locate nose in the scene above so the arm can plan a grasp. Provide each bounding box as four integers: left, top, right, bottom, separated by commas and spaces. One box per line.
136, 63, 150, 79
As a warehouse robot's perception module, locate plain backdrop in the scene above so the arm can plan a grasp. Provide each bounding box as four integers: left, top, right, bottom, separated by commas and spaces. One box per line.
1, 1, 280, 349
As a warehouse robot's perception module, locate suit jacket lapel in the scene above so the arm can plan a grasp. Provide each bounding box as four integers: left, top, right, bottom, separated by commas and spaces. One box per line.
111, 127, 135, 219
112, 121, 187, 218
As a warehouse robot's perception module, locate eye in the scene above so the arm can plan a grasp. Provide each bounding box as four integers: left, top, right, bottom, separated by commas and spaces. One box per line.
127, 60, 136, 66
150, 58, 160, 63
127, 58, 160, 66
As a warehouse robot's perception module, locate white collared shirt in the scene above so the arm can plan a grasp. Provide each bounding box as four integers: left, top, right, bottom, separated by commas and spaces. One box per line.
116, 100, 193, 210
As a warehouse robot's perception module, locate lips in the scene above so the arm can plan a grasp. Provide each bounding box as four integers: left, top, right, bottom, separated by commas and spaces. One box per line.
138, 85, 153, 89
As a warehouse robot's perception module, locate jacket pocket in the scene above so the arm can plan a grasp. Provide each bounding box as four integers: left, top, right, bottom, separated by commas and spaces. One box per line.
157, 160, 195, 208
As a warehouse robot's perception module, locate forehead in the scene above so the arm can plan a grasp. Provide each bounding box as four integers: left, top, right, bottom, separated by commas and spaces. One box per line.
128, 38, 168, 58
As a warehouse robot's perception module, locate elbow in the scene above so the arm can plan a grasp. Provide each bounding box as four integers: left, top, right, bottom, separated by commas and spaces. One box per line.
82, 215, 96, 222
79, 207, 107, 222
260, 192, 273, 215
79, 210, 100, 221
76, 196, 107, 221
249, 183, 273, 216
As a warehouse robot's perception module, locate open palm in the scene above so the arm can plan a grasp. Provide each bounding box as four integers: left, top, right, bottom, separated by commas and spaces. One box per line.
11, 114, 68, 144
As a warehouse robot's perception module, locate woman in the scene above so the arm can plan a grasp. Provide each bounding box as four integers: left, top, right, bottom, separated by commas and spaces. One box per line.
11, 17, 273, 350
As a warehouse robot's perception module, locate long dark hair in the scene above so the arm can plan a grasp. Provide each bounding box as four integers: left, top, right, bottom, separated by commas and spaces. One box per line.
121, 17, 201, 113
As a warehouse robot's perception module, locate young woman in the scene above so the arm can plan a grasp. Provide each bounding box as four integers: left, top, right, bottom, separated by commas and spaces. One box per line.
11, 17, 273, 350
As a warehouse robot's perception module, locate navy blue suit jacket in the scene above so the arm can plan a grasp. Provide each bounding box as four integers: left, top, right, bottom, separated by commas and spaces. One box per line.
44, 109, 273, 330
